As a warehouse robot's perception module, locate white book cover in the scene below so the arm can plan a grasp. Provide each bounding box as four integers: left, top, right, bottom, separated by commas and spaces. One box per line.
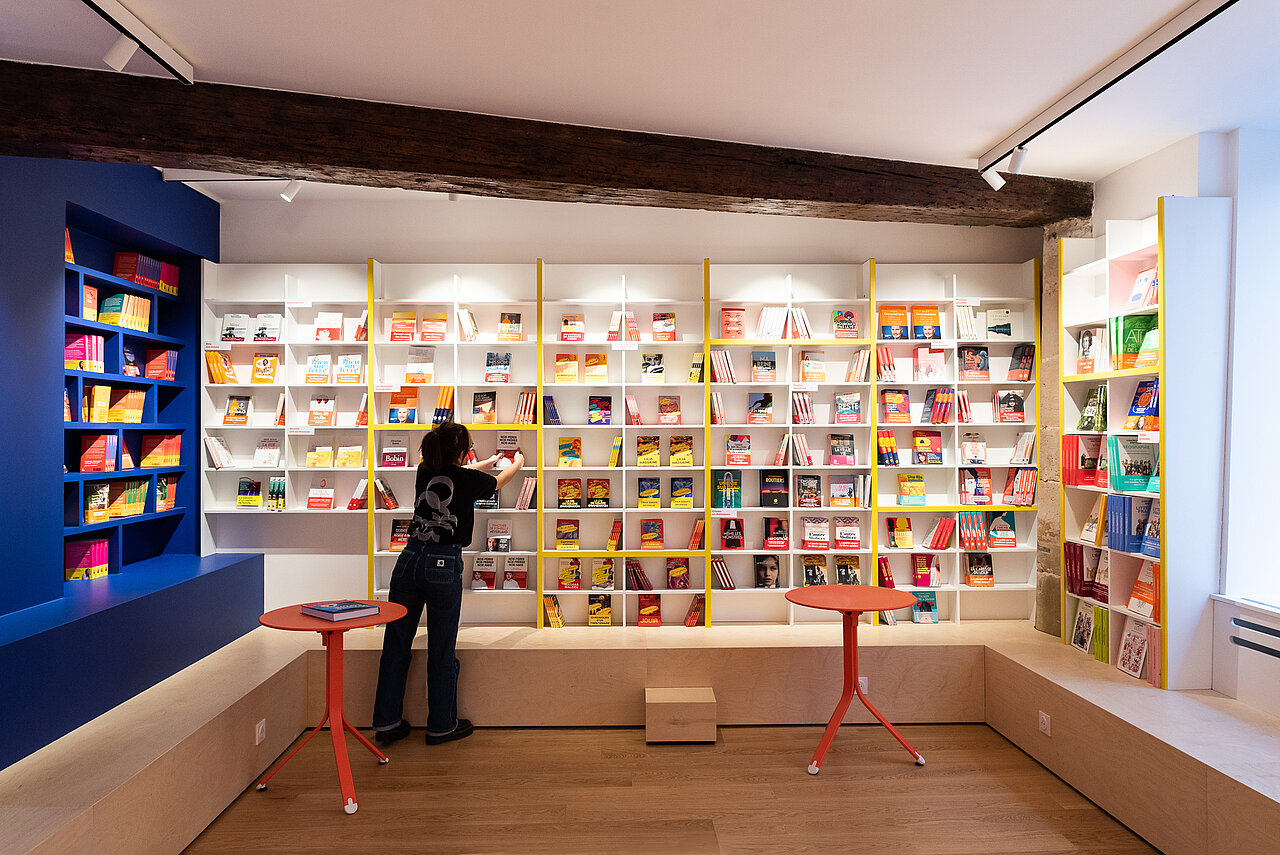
252, 437, 281, 467
305, 353, 332, 384
219, 313, 249, 342
314, 311, 343, 341
1116, 617, 1148, 678
253, 313, 283, 342
405, 346, 435, 384
1070, 603, 1095, 653
336, 352, 364, 383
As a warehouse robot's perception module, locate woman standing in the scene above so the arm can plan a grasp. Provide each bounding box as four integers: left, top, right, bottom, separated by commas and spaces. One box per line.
372, 422, 525, 745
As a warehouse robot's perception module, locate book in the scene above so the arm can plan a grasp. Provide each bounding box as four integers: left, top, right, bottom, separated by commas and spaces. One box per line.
957, 346, 989, 381
746, 392, 772, 425
554, 353, 578, 383
204, 350, 237, 384
389, 310, 416, 342
910, 305, 942, 340
1070, 602, 1095, 654
834, 555, 861, 585
1128, 267, 1159, 310
637, 593, 661, 627
720, 307, 746, 339
607, 435, 624, 467
912, 591, 939, 624
556, 518, 580, 551
688, 352, 705, 382
484, 352, 512, 383
485, 519, 512, 553
584, 352, 608, 383
388, 388, 418, 424
219, 313, 249, 342
306, 478, 335, 510
1076, 327, 1104, 374
912, 430, 944, 465
878, 304, 909, 339
304, 352, 332, 384
799, 349, 825, 382
959, 467, 993, 505
586, 478, 610, 509
591, 558, 615, 590
314, 311, 343, 342
223, 395, 250, 425
726, 434, 751, 466
456, 308, 479, 341
1128, 560, 1159, 618
249, 352, 279, 384
641, 353, 665, 383
305, 444, 334, 468
897, 473, 925, 506
1080, 494, 1107, 546
471, 557, 497, 590
764, 516, 789, 549
802, 556, 828, 586
640, 518, 664, 550
558, 557, 582, 589
671, 477, 693, 509
802, 516, 830, 550
684, 594, 706, 627
828, 434, 856, 465
558, 478, 582, 509
471, 390, 497, 424
834, 392, 862, 424
560, 313, 584, 341
885, 517, 913, 549
964, 553, 994, 587
712, 469, 742, 508
543, 595, 564, 628
1116, 617, 1149, 678
658, 395, 681, 425
558, 436, 582, 467
637, 477, 661, 509
719, 517, 745, 550
636, 435, 661, 467
832, 308, 859, 339
795, 473, 821, 508
418, 311, 446, 342
497, 311, 522, 342
879, 389, 910, 424
1007, 343, 1035, 381
913, 345, 946, 381
754, 554, 782, 588
652, 312, 676, 341
587, 594, 612, 626
333, 352, 362, 384
995, 389, 1025, 423
300, 601, 379, 621
1076, 385, 1108, 432
1124, 380, 1160, 431
751, 350, 776, 382
759, 469, 788, 507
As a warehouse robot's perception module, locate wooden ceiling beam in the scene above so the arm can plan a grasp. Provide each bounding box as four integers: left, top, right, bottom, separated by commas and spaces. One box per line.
0, 61, 1091, 227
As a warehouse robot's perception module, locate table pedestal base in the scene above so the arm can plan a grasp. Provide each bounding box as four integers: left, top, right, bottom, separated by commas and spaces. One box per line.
807, 611, 925, 775
255, 629, 388, 813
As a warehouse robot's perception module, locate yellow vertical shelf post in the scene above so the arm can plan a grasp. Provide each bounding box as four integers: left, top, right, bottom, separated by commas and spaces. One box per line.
535, 260, 545, 628
1155, 200, 1168, 689
702, 259, 713, 624
366, 259, 380, 599
867, 259, 879, 624
1032, 257, 1043, 624
1057, 241, 1068, 642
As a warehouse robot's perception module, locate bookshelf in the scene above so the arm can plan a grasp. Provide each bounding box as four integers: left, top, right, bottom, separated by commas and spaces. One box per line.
201, 259, 1039, 628
1057, 197, 1231, 689
63, 224, 198, 581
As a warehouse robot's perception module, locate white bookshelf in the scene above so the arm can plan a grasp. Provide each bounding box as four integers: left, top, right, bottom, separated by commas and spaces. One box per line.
1058, 197, 1231, 689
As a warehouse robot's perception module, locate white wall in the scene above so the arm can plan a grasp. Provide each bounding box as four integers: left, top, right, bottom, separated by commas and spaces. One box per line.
220, 195, 1041, 265
1092, 132, 1232, 226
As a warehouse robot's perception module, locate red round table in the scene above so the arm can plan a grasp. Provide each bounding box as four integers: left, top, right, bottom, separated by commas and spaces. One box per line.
255, 600, 407, 814
785, 585, 925, 774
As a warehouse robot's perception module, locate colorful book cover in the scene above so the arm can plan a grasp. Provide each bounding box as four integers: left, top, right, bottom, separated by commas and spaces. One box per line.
834, 555, 861, 585
669, 435, 694, 466
720, 517, 745, 550
910, 305, 942, 340
389, 311, 416, 342
799, 350, 825, 382
964, 552, 994, 586
720, 307, 746, 339
484, 351, 512, 383
637, 593, 662, 626
988, 511, 1017, 548
636, 435, 661, 466
828, 434, 856, 465
829, 474, 856, 507
834, 392, 861, 424
558, 478, 582, 509
912, 430, 943, 464
592, 558, 615, 589
497, 311, 523, 342
587, 593, 612, 626
833, 516, 861, 549
558, 437, 582, 467
666, 557, 690, 589
886, 517, 913, 548
587, 478, 611, 508
560, 313, 585, 341
250, 353, 279, 384
763, 517, 788, 549
556, 520, 580, 551
747, 392, 773, 424
759, 469, 789, 508
584, 353, 608, 383
712, 469, 743, 509
754, 554, 782, 588
640, 518, 664, 550
420, 311, 447, 342
880, 389, 911, 423
832, 309, 859, 339
878, 304, 909, 339
558, 557, 582, 588
388, 388, 418, 424
588, 395, 612, 425
638, 477, 661, 509
658, 395, 681, 424
802, 516, 830, 550
472, 391, 496, 424
795, 473, 821, 508
554, 353, 578, 383
912, 591, 939, 623
405, 346, 435, 383
958, 345, 989, 381
726, 434, 751, 465
652, 312, 676, 341
670, 477, 694, 509
802, 556, 828, 586
751, 351, 777, 382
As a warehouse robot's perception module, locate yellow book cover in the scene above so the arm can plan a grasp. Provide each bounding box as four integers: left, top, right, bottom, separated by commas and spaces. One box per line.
335, 445, 363, 467
89, 385, 110, 423
543, 595, 564, 627
555, 353, 578, 383
389, 310, 416, 342
204, 351, 236, 384
587, 594, 612, 626
558, 437, 582, 467
556, 521, 580, 552
607, 436, 623, 467
584, 353, 608, 383
669, 435, 694, 467
251, 353, 278, 384
420, 311, 447, 342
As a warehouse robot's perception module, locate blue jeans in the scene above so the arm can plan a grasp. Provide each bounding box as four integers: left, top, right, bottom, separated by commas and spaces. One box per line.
372, 541, 463, 735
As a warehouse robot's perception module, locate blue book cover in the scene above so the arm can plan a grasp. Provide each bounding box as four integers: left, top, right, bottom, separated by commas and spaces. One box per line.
912, 590, 939, 624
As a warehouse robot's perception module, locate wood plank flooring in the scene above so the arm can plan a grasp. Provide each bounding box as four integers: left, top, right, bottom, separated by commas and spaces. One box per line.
185, 725, 1158, 854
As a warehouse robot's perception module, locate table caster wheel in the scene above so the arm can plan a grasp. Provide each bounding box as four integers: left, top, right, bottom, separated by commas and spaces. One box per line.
914, 754, 926, 767
344, 800, 358, 814
378, 757, 390, 765
255, 784, 267, 791
807, 762, 820, 775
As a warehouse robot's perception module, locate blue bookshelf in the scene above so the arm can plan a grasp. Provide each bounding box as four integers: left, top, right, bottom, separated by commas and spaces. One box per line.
0, 156, 263, 771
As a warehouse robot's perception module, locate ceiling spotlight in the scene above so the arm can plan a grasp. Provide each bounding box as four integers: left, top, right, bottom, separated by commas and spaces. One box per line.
280, 180, 302, 202
447, 193, 459, 202
981, 169, 1006, 191
1008, 146, 1027, 175
103, 33, 139, 72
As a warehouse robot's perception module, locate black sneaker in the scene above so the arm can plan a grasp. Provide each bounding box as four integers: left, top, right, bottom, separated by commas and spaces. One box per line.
374, 721, 411, 745
425, 719, 474, 745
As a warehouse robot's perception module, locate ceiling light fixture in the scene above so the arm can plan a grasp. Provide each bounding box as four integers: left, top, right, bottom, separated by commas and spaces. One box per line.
81, 0, 194, 84
1007, 146, 1027, 175
981, 169, 1006, 192
102, 33, 138, 72
280, 180, 302, 203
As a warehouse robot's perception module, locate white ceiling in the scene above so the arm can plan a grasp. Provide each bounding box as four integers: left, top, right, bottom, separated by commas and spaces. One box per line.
3, 0, 1278, 201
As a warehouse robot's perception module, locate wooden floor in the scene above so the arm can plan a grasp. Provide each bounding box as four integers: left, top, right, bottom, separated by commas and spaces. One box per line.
185, 724, 1158, 855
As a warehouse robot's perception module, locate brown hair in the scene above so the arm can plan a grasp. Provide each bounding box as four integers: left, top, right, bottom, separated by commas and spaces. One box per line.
420, 422, 470, 471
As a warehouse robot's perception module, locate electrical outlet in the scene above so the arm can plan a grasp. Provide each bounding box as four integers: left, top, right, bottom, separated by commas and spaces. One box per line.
858, 677, 868, 694
255, 719, 267, 746
1038, 711, 1051, 736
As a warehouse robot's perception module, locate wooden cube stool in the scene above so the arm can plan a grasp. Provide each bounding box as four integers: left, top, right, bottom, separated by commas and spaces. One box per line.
645, 687, 717, 743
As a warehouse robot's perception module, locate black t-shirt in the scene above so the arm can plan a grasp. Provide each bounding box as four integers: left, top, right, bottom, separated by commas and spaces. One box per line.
408, 463, 498, 547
